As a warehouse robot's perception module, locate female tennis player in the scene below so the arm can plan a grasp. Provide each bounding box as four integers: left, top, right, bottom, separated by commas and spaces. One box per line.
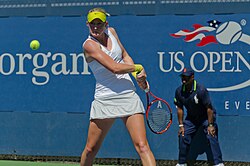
80, 8, 156, 166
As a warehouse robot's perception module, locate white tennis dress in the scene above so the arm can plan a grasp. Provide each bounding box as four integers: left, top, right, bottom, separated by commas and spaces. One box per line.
84, 28, 145, 119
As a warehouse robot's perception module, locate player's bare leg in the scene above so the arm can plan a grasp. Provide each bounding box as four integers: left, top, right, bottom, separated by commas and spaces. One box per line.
80, 118, 115, 166
122, 113, 156, 166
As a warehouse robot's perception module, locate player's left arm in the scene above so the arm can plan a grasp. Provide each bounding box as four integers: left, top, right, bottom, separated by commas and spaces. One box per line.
109, 27, 134, 65
109, 27, 147, 89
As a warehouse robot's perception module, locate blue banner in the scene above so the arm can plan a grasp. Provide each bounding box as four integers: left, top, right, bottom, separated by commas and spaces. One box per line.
0, 15, 249, 115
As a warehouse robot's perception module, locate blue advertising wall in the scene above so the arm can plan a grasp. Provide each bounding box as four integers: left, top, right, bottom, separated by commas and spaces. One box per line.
0, 14, 249, 162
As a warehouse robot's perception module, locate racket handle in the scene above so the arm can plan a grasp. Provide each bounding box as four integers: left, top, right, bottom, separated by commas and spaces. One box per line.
144, 87, 149, 93
144, 81, 150, 93
136, 71, 149, 92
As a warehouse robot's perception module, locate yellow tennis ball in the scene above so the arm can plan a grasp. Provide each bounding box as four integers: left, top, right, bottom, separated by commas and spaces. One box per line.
30, 40, 40, 50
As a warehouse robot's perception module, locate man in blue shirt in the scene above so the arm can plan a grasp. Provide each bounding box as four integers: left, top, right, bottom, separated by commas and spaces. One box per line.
174, 68, 224, 166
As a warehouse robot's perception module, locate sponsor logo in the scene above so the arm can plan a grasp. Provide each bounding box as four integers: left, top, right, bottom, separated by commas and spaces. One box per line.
194, 94, 199, 104
0, 52, 91, 85
170, 19, 250, 46
162, 19, 250, 92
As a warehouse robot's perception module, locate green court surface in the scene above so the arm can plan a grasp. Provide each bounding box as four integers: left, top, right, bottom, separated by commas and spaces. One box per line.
0, 160, 78, 166
0, 160, 113, 166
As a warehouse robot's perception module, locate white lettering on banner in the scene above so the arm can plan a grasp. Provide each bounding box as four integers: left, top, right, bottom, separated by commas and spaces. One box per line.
158, 51, 184, 72
70, 53, 90, 74
0, 53, 15, 75
159, 51, 249, 112
235, 101, 240, 110
158, 51, 250, 72
167, 19, 250, 113
16, 53, 32, 74
0, 52, 91, 85
208, 52, 220, 72
224, 101, 250, 111
225, 101, 229, 109
247, 101, 250, 110
158, 51, 250, 92
51, 53, 70, 75
190, 51, 208, 72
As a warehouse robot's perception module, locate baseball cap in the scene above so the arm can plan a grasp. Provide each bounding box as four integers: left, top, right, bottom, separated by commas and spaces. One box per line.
180, 68, 194, 77
87, 11, 107, 23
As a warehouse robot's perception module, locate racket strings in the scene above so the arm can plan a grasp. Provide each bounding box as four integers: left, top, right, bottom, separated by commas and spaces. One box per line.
148, 103, 171, 133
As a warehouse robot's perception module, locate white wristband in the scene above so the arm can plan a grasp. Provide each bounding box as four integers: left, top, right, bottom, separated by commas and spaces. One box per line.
179, 124, 184, 127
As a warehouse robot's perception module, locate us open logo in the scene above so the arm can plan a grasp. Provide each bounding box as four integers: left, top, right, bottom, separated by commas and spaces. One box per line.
162, 19, 250, 92
170, 19, 250, 46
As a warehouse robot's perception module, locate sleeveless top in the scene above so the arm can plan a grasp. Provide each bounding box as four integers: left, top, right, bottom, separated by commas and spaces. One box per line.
84, 29, 136, 99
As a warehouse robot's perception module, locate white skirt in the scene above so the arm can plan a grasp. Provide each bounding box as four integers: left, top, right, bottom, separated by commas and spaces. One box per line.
90, 91, 145, 120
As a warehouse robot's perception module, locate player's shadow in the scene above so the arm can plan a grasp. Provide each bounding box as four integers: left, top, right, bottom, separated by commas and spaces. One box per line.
187, 126, 214, 166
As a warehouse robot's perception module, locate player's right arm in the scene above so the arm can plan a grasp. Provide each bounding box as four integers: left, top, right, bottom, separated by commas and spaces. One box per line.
83, 39, 138, 74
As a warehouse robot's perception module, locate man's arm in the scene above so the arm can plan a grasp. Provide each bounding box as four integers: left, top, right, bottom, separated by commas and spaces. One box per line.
174, 90, 185, 136
177, 106, 185, 136
177, 107, 184, 126
199, 86, 216, 136
207, 107, 216, 137
207, 107, 214, 125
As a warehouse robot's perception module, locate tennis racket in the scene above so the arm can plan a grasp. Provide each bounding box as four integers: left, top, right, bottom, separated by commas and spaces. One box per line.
144, 83, 172, 134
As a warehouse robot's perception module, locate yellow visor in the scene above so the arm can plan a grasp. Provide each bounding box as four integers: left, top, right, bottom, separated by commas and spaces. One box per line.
87, 11, 106, 23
